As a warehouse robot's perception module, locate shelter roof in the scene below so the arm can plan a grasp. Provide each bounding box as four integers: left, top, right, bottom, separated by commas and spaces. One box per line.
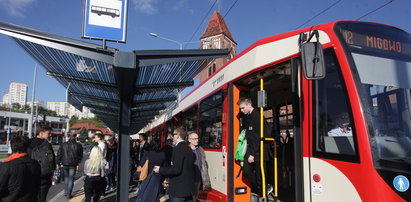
0, 22, 229, 134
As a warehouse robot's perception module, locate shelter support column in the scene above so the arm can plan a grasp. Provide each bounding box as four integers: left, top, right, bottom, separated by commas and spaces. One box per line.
113, 51, 138, 202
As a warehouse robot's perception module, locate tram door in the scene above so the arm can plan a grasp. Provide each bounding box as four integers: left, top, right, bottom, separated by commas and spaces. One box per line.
232, 60, 303, 201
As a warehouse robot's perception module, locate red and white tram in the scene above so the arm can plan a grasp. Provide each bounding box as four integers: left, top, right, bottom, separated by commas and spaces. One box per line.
142, 21, 411, 201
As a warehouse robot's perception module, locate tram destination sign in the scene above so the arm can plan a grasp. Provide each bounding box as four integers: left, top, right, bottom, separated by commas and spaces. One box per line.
82, 0, 128, 42
336, 22, 411, 56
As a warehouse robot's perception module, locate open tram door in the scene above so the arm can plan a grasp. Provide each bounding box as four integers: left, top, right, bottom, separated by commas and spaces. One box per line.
229, 31, 326, 202
229, 58, 305, 202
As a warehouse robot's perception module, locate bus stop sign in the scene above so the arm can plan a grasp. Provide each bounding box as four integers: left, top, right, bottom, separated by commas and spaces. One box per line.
82, 0, 128, 42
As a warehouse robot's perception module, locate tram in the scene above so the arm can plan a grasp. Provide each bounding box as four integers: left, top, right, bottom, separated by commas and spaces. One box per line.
142, 21, 411, 201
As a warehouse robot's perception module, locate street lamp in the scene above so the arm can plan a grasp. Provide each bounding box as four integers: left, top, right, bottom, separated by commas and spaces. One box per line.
149, 33, 203, 50
28, 64, 37, 139
65, 82, 71, 142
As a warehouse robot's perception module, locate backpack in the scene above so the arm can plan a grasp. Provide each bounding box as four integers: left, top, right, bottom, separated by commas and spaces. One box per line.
235, 129, 247, 167
30, 141, 55, 177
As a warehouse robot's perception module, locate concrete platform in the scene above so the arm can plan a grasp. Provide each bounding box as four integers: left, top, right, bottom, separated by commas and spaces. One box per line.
50, 177, 137, 202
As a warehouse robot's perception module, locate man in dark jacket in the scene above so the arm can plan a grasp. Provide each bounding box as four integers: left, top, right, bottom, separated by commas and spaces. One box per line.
237, 97, 271, 199
28, 124, 56, 202
0, 136, 41, 202
138, 133, 150, 162
154, 127, 195, 202
160, 138, 173, 166
56, 133, 83, 199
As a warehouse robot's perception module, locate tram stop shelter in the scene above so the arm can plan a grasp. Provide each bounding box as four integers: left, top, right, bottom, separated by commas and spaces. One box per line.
0, 22, 229, 202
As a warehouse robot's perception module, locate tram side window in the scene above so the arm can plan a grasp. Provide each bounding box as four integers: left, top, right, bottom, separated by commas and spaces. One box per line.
165, 120, 174, 141
183, 105, 198, 133
152, 125, 162, 144
199, 91, 224, 148
313, 48, 358, 160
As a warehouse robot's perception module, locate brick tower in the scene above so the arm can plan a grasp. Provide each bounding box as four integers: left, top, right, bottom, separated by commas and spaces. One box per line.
199, 11, 237, 82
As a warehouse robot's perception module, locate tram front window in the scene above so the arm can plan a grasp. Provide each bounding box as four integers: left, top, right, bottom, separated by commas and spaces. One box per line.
353, 52, 411, 169
335, 21, 411, 170
362, 84, 411, 167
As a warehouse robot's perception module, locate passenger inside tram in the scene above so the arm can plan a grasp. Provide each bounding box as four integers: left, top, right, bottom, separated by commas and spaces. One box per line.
328, 112, 353, 137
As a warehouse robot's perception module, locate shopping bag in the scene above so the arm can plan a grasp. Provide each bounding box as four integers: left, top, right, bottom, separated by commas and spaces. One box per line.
52, 168, 61, 185
135, 160, 149, 182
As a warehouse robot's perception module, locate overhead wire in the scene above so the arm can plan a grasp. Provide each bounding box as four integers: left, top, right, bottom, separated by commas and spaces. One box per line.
223, 0, 240, 19
184, 0, 218, 48
185, 0, 240, 48
356, 0, 395, 20
295, 0, 342, 29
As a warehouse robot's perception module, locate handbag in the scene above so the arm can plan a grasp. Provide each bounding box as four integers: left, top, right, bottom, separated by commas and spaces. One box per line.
51, 168, 61, 185
134, 159, 149, 182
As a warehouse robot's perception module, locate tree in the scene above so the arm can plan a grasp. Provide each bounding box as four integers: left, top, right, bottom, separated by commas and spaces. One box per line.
70, 117, 107, 128
78, 128, 88, 142
70, 115, 79, 126
0, 104, 8, 111
37, 106, 46, 115
22, 104, 31, 113
11, 103, 21, 110
44, 109, 57, 117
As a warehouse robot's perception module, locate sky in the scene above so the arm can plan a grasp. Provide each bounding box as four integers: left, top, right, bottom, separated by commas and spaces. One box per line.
0, 0, 410, 104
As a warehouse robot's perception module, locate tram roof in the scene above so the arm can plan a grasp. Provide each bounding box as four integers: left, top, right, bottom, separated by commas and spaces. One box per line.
0, 22, 229, 134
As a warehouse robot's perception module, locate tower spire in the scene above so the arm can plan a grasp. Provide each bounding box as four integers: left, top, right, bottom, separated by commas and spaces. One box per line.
200, 11, 235, 42
199, 10, 237, 83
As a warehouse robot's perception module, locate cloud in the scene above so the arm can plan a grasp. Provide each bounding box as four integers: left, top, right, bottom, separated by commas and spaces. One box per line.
0, 0, 35, 18
133, 0, 159, 15
172, 0, 187, 10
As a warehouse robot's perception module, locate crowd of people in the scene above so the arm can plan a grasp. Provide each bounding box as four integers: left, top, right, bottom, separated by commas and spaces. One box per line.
0, 124, 117, 202
0, 124, 58, 202
133, 128, 211, 202
0, 124, 211, 202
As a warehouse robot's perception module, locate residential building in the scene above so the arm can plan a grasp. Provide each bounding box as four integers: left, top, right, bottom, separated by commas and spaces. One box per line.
27, 101, 46, 108
68, 105, 95, 119
2, 93, 10, 106
47, 101, 68, 116
2, 82, 27, 106
47, 101, 95, 119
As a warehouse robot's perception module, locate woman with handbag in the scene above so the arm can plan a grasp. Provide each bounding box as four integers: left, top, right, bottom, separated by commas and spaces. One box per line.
84, 146, 107, 202
136, 141, 166, 202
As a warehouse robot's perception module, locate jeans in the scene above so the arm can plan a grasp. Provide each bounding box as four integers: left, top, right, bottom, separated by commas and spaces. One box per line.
169, 196, 193, 202
62, 166, 76, 197
107, 170, 116, 189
